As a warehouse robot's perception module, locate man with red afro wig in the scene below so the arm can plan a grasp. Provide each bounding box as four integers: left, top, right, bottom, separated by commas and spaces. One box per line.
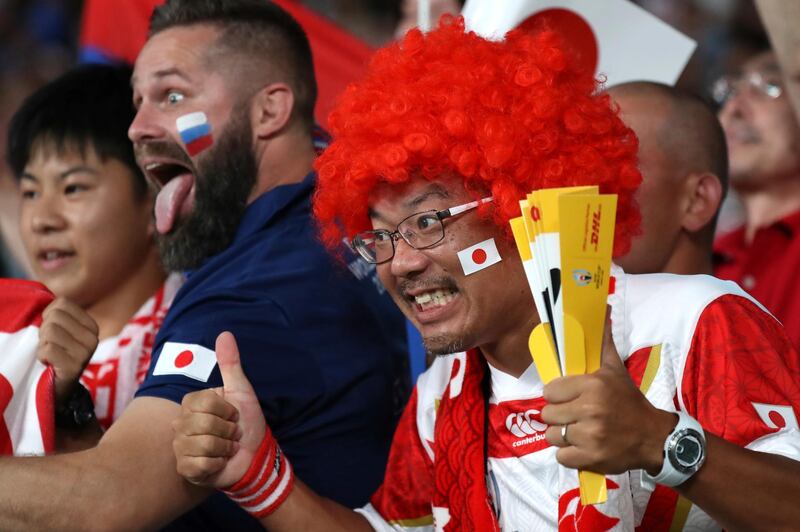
313, 16, 641, 256
171, 18, 800, 531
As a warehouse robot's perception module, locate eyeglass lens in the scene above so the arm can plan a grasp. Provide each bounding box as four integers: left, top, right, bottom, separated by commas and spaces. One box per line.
711, 72, 782, 105
354, 211, 445, 264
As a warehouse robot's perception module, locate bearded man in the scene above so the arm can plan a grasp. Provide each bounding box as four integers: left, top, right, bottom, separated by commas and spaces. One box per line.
0, 1, 408, 530
172, 17, 800, 531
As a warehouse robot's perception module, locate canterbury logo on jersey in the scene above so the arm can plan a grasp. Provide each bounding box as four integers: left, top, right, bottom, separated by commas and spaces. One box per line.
489, 397, 551, 458
506, 410, 548, 438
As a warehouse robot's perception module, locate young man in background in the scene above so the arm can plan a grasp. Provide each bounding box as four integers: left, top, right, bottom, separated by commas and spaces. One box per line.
8, 64, 181, 441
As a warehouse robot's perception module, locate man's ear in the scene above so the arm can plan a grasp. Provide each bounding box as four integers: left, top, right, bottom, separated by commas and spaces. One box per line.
250, 82, 295, 139
681, 171, 724, 232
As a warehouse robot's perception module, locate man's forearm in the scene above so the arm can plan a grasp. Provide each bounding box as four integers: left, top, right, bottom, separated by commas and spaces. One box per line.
0, 397, 210, 531
678, 432, 800, 531
258, 479, 374, 532
0, 449, 115, 530
255, 432, 800, 532
56, 419, 104, 453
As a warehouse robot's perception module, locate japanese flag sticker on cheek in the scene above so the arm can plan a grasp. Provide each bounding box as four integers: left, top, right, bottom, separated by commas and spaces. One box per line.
177, 112, 214, 156
458, 238, 502, 275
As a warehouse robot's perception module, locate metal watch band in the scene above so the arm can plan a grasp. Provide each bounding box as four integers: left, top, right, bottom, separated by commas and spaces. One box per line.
641, 410, 706, 490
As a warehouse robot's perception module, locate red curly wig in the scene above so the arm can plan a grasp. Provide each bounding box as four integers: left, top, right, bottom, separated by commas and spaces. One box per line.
313, 16, 641, 257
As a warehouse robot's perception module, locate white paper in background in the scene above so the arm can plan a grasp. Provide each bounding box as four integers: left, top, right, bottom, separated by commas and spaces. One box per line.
522, 201, 555, 335
519, 236, 549, 328
525, 198, 564, 361
521, 258, 547, 319
461, 0, 696, 86
417, 0, 431, 31
536, 231, 565, 370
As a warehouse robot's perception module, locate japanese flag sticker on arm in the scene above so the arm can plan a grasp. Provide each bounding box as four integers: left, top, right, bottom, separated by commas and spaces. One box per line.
153, 342, 218, 382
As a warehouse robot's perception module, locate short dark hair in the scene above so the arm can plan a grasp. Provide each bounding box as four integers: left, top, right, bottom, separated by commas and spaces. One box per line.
149, 0, 317, 130
607, 81, 729, 237
613, 81, 729, 196
6, 64, 147, 198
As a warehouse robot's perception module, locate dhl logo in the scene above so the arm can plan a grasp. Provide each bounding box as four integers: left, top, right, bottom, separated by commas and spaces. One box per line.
590, 206, 602, 247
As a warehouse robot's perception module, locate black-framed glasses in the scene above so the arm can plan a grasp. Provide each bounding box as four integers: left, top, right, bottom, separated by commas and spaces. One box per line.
352, 196, 493, 264
710, 71, 783, 106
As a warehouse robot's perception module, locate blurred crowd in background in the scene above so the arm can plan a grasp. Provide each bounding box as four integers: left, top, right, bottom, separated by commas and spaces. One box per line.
1, 2, 799, 528
0, 0, 774, 279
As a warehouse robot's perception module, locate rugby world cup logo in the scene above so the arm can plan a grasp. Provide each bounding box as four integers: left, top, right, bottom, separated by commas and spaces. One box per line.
572, 269, 592, 286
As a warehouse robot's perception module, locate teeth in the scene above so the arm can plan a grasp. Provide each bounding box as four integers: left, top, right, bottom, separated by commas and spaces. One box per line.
145, 163, 161, 171
416, 293, 432, 304
44, 251, 61, 260
414, 289, 457, 311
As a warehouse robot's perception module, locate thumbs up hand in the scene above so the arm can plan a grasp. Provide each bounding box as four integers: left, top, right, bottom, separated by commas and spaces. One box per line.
540, 308, 677, 475
173, 332, 267, 488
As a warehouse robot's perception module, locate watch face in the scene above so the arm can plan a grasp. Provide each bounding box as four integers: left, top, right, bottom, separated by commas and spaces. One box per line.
676, 435, 702, 466
668, 428, 705, 472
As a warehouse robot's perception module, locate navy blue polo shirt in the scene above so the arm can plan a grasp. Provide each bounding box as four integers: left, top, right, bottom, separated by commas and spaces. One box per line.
136, 172, 409, 530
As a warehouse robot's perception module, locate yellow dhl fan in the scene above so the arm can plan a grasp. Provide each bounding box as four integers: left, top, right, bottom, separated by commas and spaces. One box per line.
509, 186, 617, 505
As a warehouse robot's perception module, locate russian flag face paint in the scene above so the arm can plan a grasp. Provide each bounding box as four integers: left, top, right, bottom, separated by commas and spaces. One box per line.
458, 238, 502, 275
176, 112, 213, 156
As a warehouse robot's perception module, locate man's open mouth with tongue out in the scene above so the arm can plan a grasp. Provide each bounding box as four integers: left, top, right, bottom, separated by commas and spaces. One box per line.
149, 162, 196, 234
132, 107, 257, 272
137, 142, 198, 235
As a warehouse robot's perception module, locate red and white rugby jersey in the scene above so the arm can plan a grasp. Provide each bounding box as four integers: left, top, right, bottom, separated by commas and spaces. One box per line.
357, 266, 800, 531
80, 272, 183, 429
0, 279, 55, 456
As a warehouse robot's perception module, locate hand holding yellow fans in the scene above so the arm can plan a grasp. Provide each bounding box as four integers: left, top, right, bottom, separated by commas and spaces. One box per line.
509, 186, 617, 505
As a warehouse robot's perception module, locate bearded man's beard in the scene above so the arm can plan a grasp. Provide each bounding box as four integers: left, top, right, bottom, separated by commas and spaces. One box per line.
156, 108, 257, 271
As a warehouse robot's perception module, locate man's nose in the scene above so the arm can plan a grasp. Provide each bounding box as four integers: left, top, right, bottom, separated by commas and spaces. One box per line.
390, 238, 431, 279
719, 87, 749, 122
30, 194, 67, 234
128, 103, 168, 144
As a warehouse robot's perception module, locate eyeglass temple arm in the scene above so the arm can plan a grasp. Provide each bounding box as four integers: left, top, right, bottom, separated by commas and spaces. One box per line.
349, 195, 495, 246
439, 196, 494, 219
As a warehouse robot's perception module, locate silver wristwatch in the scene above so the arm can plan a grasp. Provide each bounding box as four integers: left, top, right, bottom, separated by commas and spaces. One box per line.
641, 410, 706, 490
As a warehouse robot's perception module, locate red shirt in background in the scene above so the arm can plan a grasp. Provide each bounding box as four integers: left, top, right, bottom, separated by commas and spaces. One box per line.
713, 209, 800, 349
